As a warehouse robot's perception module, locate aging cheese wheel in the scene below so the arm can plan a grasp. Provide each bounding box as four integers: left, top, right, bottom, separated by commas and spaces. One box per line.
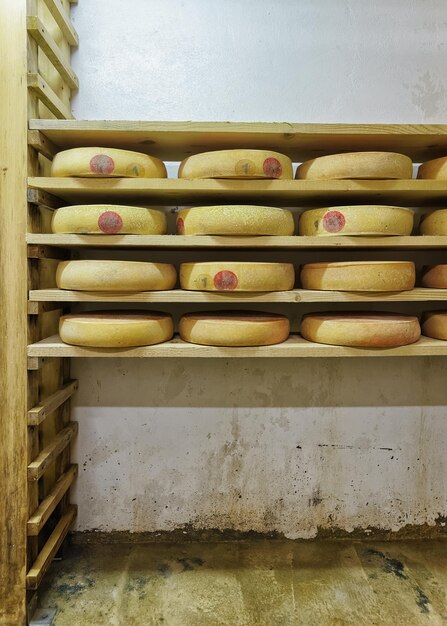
179, 312, 290, 346
178, 149, 293, 179
176, 205, 294, 236
301, 313, 421, 347
180, 262, 295, 292
299, 205, 414, 237
56, 260, 177, 292
422, 311, 447, 340
422, 265, 447, 288
52, 204, 167, 235
300, 261, 415, 292
417, 156, 447, 179
419, 209, 447, 235
51, 147, 167, 178
296, 152, 413, 180
59, 312, 174, 347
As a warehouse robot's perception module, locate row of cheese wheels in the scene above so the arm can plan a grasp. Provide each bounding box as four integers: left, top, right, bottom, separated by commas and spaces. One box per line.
51, 147, 447, 180
51, 204, 447, 237
59, 311, 447, 348
55, 260, 447, 292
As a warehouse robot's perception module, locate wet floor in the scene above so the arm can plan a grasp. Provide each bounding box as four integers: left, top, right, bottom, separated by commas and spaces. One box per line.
37, 539, 447, 625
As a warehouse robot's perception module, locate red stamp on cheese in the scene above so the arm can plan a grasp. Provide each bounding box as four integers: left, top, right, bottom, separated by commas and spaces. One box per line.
263, 157, 282, 178
176, 217, 185, 234
214, 270, 238, 290
90, 154, 115, 175
98, 211, 123, 234
323, 210, 345, 233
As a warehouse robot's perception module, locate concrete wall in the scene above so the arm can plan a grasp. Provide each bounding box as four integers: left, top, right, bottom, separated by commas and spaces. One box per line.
69, 0, 447, 537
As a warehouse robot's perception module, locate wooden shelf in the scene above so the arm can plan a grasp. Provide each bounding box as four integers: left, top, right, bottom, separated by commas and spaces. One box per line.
25, 233, 447, 249
29, 120, 447, 161
28, 288, 447, 304
27, 334, 447, 359
28, 177, 447, 205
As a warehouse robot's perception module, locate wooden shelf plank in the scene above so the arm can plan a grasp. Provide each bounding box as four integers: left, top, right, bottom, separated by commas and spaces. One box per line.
27, 177, 447, 205
26, 504, 77, 590
28, 120, 447, 161
27, 422, 78, 481
28, 380, 78, 426
27, 334, 447, 359
27, 465, 78, 536
28, 288, 447, 304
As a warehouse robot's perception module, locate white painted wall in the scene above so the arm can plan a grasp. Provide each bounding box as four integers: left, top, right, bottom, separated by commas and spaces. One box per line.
69, 0, 447, 536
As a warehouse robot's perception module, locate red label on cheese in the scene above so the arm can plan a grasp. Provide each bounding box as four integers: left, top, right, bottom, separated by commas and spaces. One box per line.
90, 154, 115, 175
263, 157, 282, 178
98, 211, 123, 234
214, 270, 238, 290
176, 217, 185, 234
323, 210, 345, 232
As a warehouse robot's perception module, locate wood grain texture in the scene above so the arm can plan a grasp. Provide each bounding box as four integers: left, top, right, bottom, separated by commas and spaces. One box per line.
27, 74, 73, 120
27, 465, 77, 535
27, 380, 78, 425
41, 0, 78, 46
27, 422, 78, 481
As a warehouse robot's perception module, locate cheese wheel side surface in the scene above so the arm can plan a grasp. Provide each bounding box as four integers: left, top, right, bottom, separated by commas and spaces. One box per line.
178, 149, 293, 179
51, 147, 167, 178
419, 209, 447, 235
296, 151, 413, 180
179, 262, 295, 292
417, 156, 447, 180
421, 265, 447, 288
300, 261, 415, 292
52, 204, 167, 235
422, 311, 447, 340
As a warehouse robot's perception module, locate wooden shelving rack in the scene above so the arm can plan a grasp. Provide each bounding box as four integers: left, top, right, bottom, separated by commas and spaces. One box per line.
1, 3, 447, 624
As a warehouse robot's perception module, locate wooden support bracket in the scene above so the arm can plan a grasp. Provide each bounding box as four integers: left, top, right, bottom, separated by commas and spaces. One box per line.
27, 188, 63, 209
28, 301, 63, 315
28, 129, 59, 160
28, 380, 78, 426
27, 73, 74, 120
27, 244, 69, 260
27, 465, 78, 535
42, 0, 79, 46
28, 422, 78, 481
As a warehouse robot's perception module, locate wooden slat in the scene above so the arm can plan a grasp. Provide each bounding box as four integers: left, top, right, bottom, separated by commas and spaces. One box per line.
27, 176, 447, 206
28, 129, 59, 159
27, 16, 78, 89
28, 380, 78, 425
27, 287, 447, 304
27, 244, 68, 259
27, 120, 447, 161
27, 73, 73, 120
26, 504, 77, 589
27, 357, 44, 371
41, 0, 78, 46
27, 187, 63, 208
27, 422, 78, 481
27, 334, 447, 359
27, 465, 77, 535
28, 301, 63, 315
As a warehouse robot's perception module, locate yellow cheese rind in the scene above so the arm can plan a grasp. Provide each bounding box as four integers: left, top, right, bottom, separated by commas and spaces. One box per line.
296, 152, 413, 180
419, 209, 447, 235
299, 205, 413, 237
180, 262, 295, 292
300, 261, 415, 292
52, 204, 167, 235
56, 260, 177, 292
422, 265, 447, 288
301, 313, 421, 347
177, 205, 294, 236
422, 311, 447, 340
179, 312, 290, 346
60, 312, 174, 347
51, 147, 167, 178
417, 156, 447, 180
178, 149, 293, 179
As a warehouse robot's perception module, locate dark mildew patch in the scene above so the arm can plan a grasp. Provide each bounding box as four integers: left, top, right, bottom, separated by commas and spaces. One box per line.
157, 563, 172, 578
414, 585, 430, 614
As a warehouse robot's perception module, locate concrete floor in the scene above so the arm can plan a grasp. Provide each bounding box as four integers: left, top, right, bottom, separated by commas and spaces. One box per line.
37, 540, 447, 625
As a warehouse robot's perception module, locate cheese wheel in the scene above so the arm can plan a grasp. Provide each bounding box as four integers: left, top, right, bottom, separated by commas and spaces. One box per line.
176, 205, 294, 236
417, 156, 447, 180
51, 204, 167, 235
60, 312, 173, 347
422, 311, 447, 340
179, 312, 290, 346
296, 152, 413, 180
299, 205, 414, 237
178, 149, 293, 179
51, 147, 167, 178
422, 265, 447, 288
301, 313, 421, 347
419, 209, 447, 235
56, 260, 176, 292
300, 261, 415, 292
180, 262, 295, 292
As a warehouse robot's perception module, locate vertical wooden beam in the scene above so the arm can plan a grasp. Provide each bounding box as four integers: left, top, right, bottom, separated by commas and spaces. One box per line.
0, 1, 28, 624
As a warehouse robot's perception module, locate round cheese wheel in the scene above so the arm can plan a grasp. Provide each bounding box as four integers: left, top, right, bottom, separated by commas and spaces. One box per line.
417, 156, 447, 180
296, 152, 413, 180
179, 312, 290, 346
51, 204, 167, 235
300, 261, 415, 292
60, 312, 174, 347
56, 260, 177, 292
422, 311, 447, 340
422, 265, 447, 288
51, 147, 167, 178
301, 313, 421, 347
178, 149, 293, 179
180, 262, 295, 292
419, 209, 447, 235
299, 205, 414, 237
176, 205, 294, 236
